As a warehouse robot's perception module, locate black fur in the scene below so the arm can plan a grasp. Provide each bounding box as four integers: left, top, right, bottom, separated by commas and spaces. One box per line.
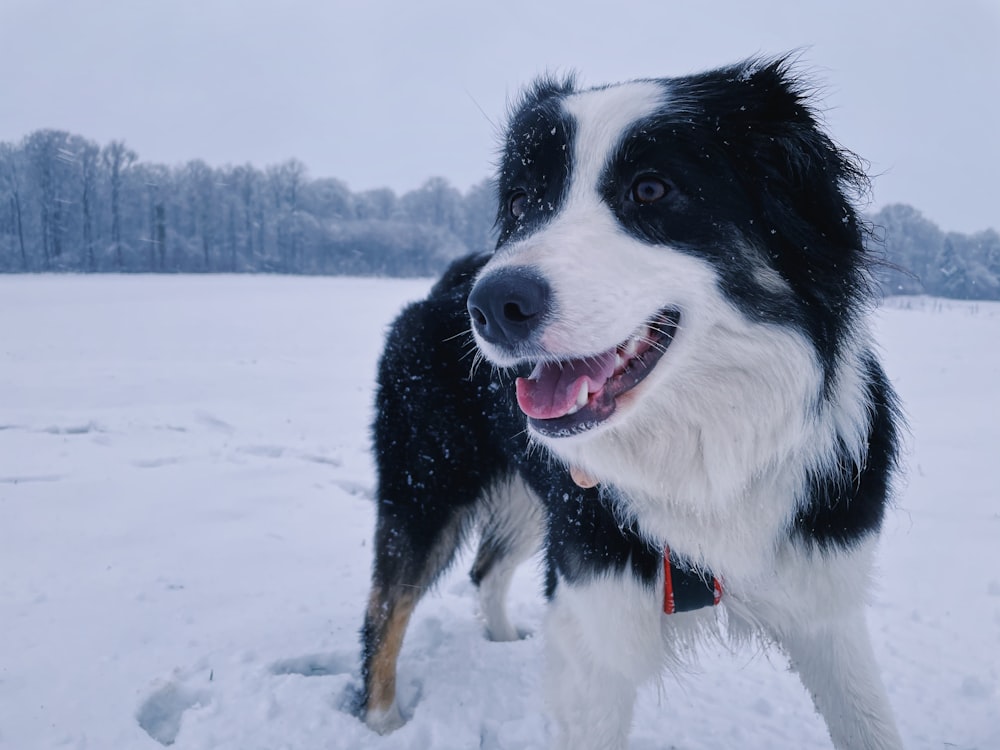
496, 78, 577, 246
367, 252, 661, 602
795, 353, 901, 547
359, 251, 662, 711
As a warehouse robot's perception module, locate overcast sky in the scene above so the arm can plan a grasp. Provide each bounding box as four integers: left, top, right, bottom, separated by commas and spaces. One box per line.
1, 0, 997, 232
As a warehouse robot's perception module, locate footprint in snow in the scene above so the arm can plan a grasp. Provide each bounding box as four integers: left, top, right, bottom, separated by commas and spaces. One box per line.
268, 651, 392, 720
269, 651, 354, 678
136, 680, 212, 746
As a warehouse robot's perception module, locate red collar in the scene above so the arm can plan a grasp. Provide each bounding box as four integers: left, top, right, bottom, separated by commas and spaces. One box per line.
566, 467, 722, 614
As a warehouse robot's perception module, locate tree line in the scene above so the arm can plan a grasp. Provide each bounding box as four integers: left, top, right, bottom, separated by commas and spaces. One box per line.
870, 203, 1000, 300
0, 129, 494, 277
1, 129, 998, 299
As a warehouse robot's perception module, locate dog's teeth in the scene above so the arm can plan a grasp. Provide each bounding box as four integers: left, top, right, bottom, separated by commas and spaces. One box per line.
615, 353, 625, 371
565, 381, 589, 415
623, 336, 640, 358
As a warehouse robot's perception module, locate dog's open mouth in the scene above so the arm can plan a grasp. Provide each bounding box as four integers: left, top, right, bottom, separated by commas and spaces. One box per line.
515, 309, 680, 437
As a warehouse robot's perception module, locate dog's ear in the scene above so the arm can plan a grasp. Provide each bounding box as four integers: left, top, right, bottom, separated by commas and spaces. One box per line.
502, 74, 577, 150
715, 56, 871, 252
687, 56, 876, 354
495, 75, 578, 242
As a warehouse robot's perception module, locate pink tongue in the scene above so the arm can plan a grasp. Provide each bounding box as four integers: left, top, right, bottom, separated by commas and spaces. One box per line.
515, 351, 617, 420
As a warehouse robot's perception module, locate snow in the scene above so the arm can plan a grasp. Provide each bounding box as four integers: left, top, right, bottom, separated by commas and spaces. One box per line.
1, 276, 998, 750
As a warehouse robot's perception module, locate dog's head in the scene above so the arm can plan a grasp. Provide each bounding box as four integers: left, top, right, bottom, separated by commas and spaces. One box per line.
469, 56, 872, 459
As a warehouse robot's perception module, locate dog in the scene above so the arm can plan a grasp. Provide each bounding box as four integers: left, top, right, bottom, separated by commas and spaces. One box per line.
359, 55, 904, 750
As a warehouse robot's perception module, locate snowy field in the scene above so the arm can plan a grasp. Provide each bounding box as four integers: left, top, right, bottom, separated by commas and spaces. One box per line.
1, 274, 998, 750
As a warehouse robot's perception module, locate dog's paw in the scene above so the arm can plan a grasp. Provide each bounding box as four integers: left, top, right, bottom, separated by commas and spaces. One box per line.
485, 621, 533, 643
365, 701, 406, 734
485, 620, 521, 642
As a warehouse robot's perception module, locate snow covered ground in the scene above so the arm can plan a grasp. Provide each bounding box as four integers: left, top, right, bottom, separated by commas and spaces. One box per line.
1, 274, 997, 750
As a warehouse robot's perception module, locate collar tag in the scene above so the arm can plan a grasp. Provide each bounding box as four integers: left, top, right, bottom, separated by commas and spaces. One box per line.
663, 546, 723, 614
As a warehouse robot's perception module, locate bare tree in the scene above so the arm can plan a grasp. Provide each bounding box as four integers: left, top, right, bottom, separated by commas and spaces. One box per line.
140, 164, 170, 271
355, 187, 397, 221
0, 143, 28, 269
267, 160, 306, 271
102, 140, 137, 271
77, 141, 100, 271
401, 177, 464, 234
26, 130, 75, 269
182, 160, 218, 271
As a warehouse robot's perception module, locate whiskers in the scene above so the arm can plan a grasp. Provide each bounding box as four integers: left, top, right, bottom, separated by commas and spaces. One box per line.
452, 328, 488, 378
451, 326, 505, 381
642, 314, 684, 356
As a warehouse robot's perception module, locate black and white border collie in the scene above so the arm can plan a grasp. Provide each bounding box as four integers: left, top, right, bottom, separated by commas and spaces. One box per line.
360, 56, 904, 750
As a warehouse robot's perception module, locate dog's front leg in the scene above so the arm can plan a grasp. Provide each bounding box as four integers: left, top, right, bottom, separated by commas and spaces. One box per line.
775, 609, 904, 750
544, 574, 663, 750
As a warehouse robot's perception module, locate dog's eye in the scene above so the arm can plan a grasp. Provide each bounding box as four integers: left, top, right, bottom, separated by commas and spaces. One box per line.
630, 176, 671, 205
508, 190, 528, 220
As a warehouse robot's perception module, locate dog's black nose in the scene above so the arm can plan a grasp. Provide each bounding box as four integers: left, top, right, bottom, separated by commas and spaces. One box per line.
468, 268, 551, 349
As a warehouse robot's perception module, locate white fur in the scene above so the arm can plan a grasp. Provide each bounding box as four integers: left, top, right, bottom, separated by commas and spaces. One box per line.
561, 82, 666, 211
724, 538, 904, 750
545, 573, 663, 750
545, 541, 904, 750
476, 476, 544, 641
472, 82, 902, 750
